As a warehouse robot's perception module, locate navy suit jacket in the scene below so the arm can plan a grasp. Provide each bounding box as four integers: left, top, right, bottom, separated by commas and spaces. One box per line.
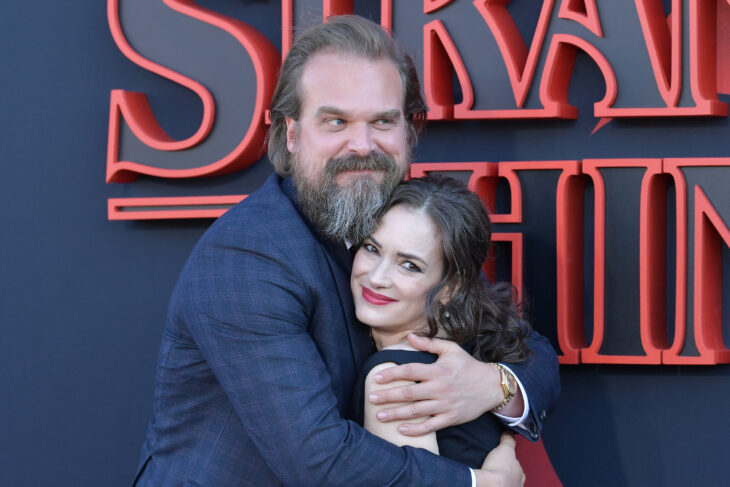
133, 173, 559, 486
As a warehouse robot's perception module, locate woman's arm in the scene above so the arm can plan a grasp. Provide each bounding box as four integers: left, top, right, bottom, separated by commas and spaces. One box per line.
364, 362, 440, 454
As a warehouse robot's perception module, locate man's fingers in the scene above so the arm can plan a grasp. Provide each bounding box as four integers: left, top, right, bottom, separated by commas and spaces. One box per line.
395, 415, 452, 437
407, 333, 462, 356
369, 381, 438, 407
369, 378, 452, 406
373, 361, 436, 384
373, 398, 445, 422
498, 431, 517, 449
482, 432, 518, 469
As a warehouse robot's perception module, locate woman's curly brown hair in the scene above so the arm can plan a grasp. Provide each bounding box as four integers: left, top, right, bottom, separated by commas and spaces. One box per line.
382, 175, 531, 363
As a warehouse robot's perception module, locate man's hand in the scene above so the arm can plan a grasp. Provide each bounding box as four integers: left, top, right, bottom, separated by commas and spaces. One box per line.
367, 334, 508, 436
475, 432, 525, 487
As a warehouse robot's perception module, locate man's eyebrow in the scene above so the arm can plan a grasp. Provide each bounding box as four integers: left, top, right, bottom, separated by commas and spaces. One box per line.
315, 106, 347, 117
374, 109, 402, 119
314, 107, 403, 119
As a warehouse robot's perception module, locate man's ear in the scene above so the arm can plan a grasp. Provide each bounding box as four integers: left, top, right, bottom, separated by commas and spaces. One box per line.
285, 117, 296, 153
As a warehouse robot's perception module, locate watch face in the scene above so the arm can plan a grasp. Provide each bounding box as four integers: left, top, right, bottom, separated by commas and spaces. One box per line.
506, 372, 518, 395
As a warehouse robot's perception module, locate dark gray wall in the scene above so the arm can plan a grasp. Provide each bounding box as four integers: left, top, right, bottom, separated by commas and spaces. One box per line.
1, 1, 729, 486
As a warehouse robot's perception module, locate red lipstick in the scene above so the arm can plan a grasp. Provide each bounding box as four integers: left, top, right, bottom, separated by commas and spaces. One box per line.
362, 287, 397, 305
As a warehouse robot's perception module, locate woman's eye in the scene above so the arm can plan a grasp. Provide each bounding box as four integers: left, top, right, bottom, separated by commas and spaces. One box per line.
402, 261, 421, 273
363, 243, 378, 254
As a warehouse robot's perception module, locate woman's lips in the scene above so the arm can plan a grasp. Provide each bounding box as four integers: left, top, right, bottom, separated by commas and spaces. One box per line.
362, 287, 397, 305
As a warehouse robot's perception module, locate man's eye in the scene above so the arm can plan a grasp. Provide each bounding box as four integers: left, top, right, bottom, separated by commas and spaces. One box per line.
326, 118, 345, 127
364, 243, 378, 254
402, 261, 421, 273
374, 118, 395, 128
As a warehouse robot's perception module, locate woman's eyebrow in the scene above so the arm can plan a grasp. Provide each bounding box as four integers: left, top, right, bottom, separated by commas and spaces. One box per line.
397, 252, 427, 266
370, 236, 428, 266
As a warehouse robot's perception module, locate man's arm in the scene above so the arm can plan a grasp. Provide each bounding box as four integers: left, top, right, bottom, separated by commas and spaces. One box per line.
497, 330, 560, 440
367, 331, 559, 441
179, 231, 472, 486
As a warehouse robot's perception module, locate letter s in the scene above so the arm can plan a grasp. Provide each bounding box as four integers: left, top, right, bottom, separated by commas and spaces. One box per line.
107, 0, 279, 182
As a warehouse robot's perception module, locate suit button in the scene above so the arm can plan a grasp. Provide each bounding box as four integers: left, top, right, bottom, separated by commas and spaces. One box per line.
539, 410, 546, 420
531, 432, 539, 440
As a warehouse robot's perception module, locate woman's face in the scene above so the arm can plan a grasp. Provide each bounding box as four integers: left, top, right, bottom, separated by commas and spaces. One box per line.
350, 205, 445, 344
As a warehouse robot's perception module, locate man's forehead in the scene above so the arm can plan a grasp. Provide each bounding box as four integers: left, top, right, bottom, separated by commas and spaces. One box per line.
298, 52, 404, 111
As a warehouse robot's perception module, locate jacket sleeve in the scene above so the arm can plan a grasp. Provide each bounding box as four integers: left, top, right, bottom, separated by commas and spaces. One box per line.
502, 330, 560, 441
176, 231, 472, 487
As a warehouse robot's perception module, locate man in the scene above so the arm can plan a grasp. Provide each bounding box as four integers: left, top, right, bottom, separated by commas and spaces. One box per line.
134, 15, 558, 486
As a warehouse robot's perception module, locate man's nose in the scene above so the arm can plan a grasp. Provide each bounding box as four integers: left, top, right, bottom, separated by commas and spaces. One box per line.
347, 123, 377, 156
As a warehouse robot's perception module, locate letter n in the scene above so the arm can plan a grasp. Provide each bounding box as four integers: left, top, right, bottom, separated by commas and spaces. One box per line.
663, 159, 730, 364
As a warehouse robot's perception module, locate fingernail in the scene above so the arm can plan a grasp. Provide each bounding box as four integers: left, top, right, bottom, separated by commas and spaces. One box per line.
374, 374, 383, 383
377, 411, 387, 420
369, 393, 379, 403
398, 425, 409, 433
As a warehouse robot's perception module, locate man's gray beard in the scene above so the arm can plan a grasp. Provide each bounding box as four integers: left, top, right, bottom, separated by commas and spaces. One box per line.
293, 152, 406, 244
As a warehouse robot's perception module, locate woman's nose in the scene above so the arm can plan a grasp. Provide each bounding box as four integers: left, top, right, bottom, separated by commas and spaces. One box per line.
367, 261, 391, 288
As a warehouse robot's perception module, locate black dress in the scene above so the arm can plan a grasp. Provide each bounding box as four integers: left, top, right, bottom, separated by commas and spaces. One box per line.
349, 349, 506, 469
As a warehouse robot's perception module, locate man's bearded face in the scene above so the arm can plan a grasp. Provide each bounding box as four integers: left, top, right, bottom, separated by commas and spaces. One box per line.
293, 150, 407, 243
285, 53, 412, 242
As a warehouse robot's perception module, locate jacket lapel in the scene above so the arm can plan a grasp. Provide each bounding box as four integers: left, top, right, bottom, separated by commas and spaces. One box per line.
279, 177, 371, 371
321, 240, 372, 372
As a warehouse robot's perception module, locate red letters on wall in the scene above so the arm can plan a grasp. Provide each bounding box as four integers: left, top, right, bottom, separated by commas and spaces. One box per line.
107, 1, 729, 364
410, 158, 729, 365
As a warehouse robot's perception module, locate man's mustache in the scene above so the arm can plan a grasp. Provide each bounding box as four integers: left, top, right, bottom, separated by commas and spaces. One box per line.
325, 152, 397, 175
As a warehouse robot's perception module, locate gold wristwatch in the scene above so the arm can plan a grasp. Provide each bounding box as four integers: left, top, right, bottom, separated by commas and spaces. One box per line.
491, 363, 518, 411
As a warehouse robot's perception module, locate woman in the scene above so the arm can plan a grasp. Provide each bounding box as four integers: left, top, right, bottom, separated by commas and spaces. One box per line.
349, 175, 530, 468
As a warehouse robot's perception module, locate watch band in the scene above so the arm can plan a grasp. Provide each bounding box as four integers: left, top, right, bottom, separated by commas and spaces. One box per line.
491, 363, 516, 411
